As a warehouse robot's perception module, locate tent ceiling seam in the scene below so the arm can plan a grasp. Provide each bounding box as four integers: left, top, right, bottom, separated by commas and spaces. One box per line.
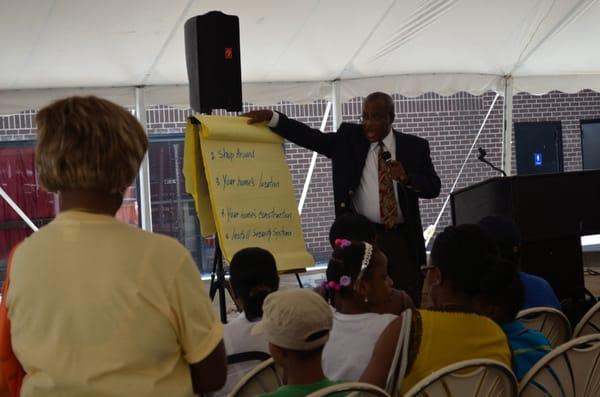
140, 0, 196, 85
258, 0, 323, 82
369, 0, 459, 62
511, 0, 599, 75
335, 0, 398, 79
509, 0, 557, 75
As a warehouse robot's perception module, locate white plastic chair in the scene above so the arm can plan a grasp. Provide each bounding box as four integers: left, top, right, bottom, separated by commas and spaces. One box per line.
517, 307, 572, 348
384, 309, 412, 396
403, 359, 518, 397
228, 357, 284, 397
208, 351, 271, 397
573, 301, 600, 338
306, 382, 390, 397
518, 334, 600, 397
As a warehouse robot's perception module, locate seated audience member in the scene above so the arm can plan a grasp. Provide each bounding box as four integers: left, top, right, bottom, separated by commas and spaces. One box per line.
327, 214, 414, 315
478, 215, 561, 310
321, 239, 398, 381
360, 225, 511, 393
6, 96, 226, 397
216, 247, 279, 397
253, 289, 338, 397
486, 272, 551, 380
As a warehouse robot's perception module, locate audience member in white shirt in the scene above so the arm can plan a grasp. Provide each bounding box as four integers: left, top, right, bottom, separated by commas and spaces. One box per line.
321, 239, 400, 381
213, 247, 279, 397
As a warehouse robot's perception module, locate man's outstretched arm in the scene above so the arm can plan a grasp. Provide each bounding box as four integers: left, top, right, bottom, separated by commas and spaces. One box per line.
243, 110, 336, 158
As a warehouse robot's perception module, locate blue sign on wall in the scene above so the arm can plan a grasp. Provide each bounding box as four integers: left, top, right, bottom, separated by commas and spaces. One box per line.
534, 152, 543, 167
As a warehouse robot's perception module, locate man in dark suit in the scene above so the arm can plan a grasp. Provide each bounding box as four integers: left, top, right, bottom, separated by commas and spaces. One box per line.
243, 92, 440, 304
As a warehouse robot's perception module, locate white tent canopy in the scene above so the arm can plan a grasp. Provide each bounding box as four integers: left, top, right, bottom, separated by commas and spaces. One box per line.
2, 0, 600, 113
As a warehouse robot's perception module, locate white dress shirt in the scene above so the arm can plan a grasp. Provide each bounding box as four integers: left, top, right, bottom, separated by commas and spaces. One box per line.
352, 129, 403, 224
268, 112, 403, 224
267, 111, 280, 127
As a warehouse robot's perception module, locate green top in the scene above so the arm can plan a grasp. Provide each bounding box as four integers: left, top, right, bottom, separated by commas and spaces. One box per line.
260, 378, 344, 397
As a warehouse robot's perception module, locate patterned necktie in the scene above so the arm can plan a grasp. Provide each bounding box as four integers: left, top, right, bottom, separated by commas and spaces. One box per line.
378, 142, 398, 229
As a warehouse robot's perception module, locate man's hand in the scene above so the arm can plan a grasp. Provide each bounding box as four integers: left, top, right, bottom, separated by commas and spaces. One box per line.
241, 109, 273, 124
389, 160, 409, 184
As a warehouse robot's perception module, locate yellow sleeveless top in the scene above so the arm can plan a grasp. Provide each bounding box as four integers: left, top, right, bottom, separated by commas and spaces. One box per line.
401, 309, 511, 394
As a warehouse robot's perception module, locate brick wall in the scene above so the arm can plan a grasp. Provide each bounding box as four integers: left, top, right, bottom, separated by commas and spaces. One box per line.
512, 90, 600, 172
3, 90, 599, 263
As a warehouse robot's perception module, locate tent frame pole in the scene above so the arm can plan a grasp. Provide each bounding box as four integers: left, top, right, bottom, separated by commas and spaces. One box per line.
298, 101, 332, 214
502, 76, 514, 175
135, 87, 153, 231
331, 79, 343, 130
297, 79, 341, 215
424, 93, 500, 247
0, 186, 38, 232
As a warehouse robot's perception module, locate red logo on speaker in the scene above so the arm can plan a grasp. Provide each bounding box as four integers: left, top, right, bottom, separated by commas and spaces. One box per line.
224, 48, 233, 60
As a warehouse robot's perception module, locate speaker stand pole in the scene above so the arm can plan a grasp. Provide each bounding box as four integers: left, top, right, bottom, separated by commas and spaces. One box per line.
209, 235, 229, 324
295, 272, 304, 288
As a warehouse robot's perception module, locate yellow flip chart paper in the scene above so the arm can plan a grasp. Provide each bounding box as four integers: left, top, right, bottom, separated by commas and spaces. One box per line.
183, 115, 314, 272
183, 121, 216, 236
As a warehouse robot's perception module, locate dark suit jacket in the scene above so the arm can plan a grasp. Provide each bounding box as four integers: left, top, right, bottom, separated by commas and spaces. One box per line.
272, 113, 441, 266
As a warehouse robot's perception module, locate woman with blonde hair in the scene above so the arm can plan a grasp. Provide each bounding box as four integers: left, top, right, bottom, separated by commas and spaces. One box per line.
5, 96, 226, 397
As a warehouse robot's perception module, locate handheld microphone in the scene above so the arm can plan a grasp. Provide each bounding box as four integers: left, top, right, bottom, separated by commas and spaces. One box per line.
382, 150, 392, 165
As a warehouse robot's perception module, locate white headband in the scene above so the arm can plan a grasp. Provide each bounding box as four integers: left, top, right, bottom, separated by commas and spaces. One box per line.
357, 242, 373, 281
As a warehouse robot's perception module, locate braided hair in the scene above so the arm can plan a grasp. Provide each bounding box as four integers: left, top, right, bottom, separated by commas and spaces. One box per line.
324, 239, 374, 304
229, 247, 279, 321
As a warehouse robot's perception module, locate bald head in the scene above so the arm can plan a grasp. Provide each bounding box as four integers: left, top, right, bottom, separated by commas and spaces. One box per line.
362, 92, 395, 142
365, 92, 394, 120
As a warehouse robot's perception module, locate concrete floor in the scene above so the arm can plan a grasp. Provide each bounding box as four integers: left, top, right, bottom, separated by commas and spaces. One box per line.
584, 268, 600, 296
582, 250, 600, 296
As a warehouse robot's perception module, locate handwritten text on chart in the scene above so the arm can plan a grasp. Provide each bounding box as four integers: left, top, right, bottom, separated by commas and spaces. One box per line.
211, 148, 256, 161
221, 208, 293, 222
225, 227, 293, 241
215, 173, 280, 190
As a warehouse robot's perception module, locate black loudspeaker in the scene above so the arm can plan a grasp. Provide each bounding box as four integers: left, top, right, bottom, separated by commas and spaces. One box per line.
514, 122, 563, 175
184, 11, 242, 114
581, 120, 600, 170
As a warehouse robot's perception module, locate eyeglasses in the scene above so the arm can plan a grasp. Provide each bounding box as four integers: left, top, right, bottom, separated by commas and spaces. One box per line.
420, 264, 436, 276
359, 113, 387, 123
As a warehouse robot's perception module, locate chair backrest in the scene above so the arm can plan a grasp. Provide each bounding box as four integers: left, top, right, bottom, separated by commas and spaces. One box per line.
518, 334, 600, 397
573, 301, 600, 338
516, 307, 572, 348
306, 382, 390, 397
403, 359, 518, 397
228, 357, 284, 397
385, 308, 412, 396
227, 351, 271, 364
212, 351, 272, 397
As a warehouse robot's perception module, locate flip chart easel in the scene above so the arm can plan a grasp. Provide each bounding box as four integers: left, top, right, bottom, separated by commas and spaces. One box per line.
184, 115, 314, 322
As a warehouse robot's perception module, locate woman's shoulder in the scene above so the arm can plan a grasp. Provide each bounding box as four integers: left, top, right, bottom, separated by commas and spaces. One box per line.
418, 309, 503, 333
369, 289, 414, 316
389, 289, 415, 311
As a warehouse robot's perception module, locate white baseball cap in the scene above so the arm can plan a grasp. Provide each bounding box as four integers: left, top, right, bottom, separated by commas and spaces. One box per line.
252, 288, 333, 351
